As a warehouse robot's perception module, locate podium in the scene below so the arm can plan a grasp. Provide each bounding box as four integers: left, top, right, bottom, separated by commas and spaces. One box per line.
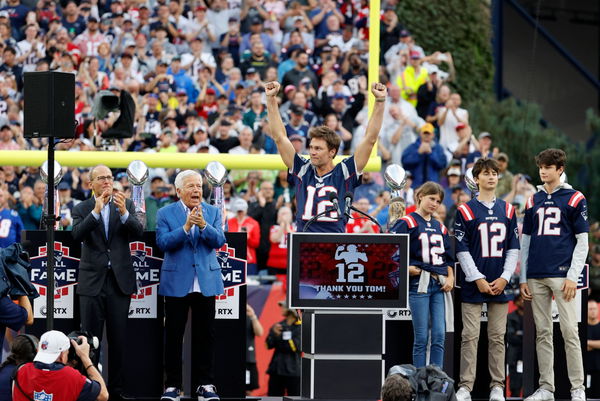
21, 230, 248, 399
286, 233, 409, 400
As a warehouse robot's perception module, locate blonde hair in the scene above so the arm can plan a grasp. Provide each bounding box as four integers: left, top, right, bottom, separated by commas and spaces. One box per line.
387, 197, 406, 227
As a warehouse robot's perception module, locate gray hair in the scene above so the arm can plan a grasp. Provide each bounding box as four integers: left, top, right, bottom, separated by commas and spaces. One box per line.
174, 170, 202, 190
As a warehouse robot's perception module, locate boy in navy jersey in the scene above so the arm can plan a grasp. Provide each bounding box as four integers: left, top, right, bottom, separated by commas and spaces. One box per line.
264, 81, 387, 233
454, 158, 519, 401
519, 149, 589, 401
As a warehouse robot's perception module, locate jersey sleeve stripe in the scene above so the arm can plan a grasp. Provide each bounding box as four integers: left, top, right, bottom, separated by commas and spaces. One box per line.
401, 215, 417, 228
568, 191, 584, 208
441, 224, 448, 234
341, 160, 350, 180
505, 202, 515, 219
525, 195, 534, 210
458, 204, 474, 221
297, 162, 311, 180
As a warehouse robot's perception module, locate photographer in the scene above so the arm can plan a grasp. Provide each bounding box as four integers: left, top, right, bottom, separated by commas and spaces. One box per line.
13, 330, 108, 401
266, 305, 301, 396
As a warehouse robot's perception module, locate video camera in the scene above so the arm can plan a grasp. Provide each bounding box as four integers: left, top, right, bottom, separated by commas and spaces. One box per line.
67, 330, 100, 376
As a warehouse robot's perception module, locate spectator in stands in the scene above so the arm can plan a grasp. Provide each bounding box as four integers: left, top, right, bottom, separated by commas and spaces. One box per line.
416, 64, 442, 119
0, 125, 24, 150
16, 185, 41, 230
425, 84, 450, 129
145, 177, 173, 231
346, 197, 380, 233
443, 167, 462, 209
402, 123, 447, 188
266, 206, 295, 278
0, 188, 23, 247
210, 119, 239, 153
281, 49, 317, 89
0, 47, 24, 90
397, 51, 427, 107
228, 198, 260, 275
437, 92, 469, 157
57, 182, 79, 230
466, 132, 497, 167
61, 1, 86, 37
354, 171, 383, 204
248, 180, 280, 274
503, 174, 535, 212
495, 152, 513, 199
380, 102, 420, 167
284, 104, 310, 140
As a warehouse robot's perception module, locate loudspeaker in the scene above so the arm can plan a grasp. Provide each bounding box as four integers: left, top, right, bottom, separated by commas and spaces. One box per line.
24, 71, 75, 138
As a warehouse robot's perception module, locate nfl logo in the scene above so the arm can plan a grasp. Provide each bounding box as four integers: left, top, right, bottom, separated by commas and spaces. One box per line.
34, 390, 53, 401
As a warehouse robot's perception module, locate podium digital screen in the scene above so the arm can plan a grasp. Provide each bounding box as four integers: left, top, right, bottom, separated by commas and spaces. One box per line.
288, 233, 409, 309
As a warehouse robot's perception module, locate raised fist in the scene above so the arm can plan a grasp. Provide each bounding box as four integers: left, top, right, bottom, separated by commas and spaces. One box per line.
371, 82, 387, 99
264, 81, 281, 97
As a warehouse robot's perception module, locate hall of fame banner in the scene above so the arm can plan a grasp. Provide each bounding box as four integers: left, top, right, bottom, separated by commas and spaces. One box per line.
128, 241, 163, 319
215, 244, 247, 320
29, 242, 79, 319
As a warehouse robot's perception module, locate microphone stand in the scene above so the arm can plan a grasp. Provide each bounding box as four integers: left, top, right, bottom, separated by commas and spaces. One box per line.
303, 207, 340, 232
348, 205, 383, 232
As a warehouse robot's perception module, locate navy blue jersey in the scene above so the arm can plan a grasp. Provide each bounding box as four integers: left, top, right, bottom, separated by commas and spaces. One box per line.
522, 187, 589, 279
291, 154, 361, 233
454, 199, 520, 303
0, 208, 23, 248
390, 212, 453, 276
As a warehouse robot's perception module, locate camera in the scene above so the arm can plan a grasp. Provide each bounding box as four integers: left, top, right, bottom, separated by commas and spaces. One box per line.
67, 331, 99, 376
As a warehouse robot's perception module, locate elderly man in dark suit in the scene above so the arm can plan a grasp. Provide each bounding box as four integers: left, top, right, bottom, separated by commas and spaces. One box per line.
72, 164, 143, 401
156, 169, 226, 401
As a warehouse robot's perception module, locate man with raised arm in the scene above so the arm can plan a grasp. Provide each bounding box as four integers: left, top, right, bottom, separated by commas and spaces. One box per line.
264, 81, 387, 233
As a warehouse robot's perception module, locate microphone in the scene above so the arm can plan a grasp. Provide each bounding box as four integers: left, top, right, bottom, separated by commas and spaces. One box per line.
328, 192, 342, 216
343, 191, 353, 218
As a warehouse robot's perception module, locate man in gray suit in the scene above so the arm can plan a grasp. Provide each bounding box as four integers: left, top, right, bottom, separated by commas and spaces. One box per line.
72, 164, 143, 400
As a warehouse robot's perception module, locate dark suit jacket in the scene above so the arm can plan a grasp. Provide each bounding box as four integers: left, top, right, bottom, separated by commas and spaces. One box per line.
71, 197, 144, 296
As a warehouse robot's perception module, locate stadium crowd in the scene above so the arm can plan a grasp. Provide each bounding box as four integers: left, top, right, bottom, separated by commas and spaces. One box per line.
0, 0, 598, 398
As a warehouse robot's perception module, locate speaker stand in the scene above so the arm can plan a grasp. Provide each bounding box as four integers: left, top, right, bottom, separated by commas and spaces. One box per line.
44, 137, 57, 330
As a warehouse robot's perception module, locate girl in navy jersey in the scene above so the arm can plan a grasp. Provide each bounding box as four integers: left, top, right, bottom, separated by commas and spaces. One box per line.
390, 182, 454, 367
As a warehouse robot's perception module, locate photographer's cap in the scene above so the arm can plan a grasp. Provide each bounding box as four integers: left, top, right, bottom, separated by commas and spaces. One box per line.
34, 330, 70, 364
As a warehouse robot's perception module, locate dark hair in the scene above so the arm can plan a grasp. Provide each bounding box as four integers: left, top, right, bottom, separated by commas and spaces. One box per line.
472, 157, 499, 179
296, 49, 308, 58
535, 148, 566, 170
415, 181, 444, 205
308, 126, 341, 155
0, 334, 38, 369
381, 374, 413, 401
3, 46, 16, 55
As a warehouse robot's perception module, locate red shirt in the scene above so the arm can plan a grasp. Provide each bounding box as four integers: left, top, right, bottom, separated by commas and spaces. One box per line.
266, 224, 296, 269
14, 363, 86, 401
228, 216, 261, 264
345, 211, 381, 233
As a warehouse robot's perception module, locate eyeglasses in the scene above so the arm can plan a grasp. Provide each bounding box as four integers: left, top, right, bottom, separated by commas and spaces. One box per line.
94, 175, 114, 182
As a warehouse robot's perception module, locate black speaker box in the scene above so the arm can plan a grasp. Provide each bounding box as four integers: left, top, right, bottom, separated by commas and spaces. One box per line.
24, 71, 75, 138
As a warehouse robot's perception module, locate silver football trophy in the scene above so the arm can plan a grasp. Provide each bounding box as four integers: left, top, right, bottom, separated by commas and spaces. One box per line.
384, 164, 408, 199
126, 160, 149, 229
204, 161, 228, 230
40, 160, 63, 230
464, 167, 478, 196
